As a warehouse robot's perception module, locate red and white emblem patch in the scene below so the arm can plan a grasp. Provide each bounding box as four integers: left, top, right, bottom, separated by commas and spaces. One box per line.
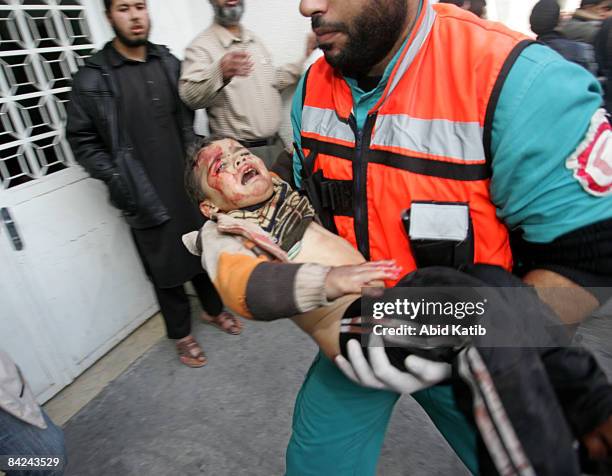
566, 108, 612, 196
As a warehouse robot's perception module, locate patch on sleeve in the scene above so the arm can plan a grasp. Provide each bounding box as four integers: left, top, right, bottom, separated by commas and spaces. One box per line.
566, 108, 612, 197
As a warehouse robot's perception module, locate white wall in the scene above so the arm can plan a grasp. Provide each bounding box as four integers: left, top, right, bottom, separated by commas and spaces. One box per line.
562, 0, 582, 12
484, 0, 581, 35
487, 0, 538, 34
148, 0, 310, 62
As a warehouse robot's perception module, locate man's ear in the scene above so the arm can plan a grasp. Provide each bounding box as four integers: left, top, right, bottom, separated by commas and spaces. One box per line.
200, 200, 219, 219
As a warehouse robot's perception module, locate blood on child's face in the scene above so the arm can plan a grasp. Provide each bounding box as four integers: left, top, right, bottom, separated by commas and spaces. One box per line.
197, 139, 274, 212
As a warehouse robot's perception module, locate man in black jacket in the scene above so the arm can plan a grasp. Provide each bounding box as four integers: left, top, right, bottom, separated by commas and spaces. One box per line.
67, 0, 242, 368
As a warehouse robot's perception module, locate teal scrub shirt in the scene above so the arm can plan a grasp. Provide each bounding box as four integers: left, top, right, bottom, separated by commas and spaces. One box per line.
286, 38, 608, 476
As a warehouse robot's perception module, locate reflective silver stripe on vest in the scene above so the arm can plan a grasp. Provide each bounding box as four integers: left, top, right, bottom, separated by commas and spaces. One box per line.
386, 1, 437, 100
372, 114, 486, 162
302, 106, 355, 145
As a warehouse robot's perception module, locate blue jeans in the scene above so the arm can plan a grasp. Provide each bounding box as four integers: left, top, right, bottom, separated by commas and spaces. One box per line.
0, 409, 66, 476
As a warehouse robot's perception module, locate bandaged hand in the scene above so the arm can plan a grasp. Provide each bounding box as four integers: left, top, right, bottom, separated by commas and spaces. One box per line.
335, 334, 451, 394
324, 260, 401, 301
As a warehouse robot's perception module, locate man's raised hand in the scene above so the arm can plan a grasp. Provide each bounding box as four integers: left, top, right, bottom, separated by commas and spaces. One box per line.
220, 51, 254, 82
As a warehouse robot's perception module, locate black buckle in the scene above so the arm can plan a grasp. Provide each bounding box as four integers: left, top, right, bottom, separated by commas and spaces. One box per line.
300, 172, 354, 234
320, 179, 353, 217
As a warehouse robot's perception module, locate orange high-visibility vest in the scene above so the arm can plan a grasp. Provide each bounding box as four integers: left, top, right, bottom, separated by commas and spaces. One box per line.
299, 1, 532, 277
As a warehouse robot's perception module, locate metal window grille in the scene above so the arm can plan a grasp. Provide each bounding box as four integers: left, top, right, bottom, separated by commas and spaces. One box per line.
0, 0, 94, 189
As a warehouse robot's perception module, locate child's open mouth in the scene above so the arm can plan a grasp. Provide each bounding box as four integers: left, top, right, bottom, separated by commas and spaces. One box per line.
241, 167, 260, 185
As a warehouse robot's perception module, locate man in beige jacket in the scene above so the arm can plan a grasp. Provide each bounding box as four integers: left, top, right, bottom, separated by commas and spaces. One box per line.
179, 0, 315, 166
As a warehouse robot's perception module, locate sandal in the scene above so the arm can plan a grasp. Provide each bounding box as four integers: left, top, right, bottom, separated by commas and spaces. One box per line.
201, 310, 243, 335
176, 335, 207, 368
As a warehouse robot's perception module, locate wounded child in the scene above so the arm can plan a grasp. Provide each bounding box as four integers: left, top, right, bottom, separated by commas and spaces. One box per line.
182, 136, 612, 475
182, 137, 400, 360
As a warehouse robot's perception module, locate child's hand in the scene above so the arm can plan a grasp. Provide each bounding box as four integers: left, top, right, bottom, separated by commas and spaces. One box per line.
324, 260, 402, 300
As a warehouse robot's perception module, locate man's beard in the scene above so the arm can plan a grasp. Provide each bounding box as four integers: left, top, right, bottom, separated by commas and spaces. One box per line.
213, 3, 244, 27
113, 24, 149, 48
315, 0, 408, 78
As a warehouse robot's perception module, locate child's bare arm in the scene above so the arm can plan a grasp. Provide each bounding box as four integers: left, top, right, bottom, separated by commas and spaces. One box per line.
211, 252, 398, 321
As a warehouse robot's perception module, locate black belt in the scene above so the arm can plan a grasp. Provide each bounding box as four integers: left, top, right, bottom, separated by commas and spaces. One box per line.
239, 136, 276, 148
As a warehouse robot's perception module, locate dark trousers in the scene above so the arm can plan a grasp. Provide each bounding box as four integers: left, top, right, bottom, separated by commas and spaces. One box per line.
154, 272, 223, 339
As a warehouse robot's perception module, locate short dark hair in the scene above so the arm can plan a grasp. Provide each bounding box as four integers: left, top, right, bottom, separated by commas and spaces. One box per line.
104, 0, 112, 11
469, 0, 487, 17
530, 0, 560, 35
184, 136, 215, 205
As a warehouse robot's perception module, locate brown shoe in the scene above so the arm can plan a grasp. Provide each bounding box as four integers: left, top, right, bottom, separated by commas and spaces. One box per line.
175, 335, 207, 368
201, 310, 243, 335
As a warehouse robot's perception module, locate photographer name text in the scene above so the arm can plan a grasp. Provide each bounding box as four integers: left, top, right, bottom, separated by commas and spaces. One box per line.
372, 323, 487, 336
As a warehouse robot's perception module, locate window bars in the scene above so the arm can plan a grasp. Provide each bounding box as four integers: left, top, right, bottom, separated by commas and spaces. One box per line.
0, 0, 94, 189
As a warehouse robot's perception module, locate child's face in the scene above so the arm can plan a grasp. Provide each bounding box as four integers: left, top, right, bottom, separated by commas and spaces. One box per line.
197, 138, 274, 214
